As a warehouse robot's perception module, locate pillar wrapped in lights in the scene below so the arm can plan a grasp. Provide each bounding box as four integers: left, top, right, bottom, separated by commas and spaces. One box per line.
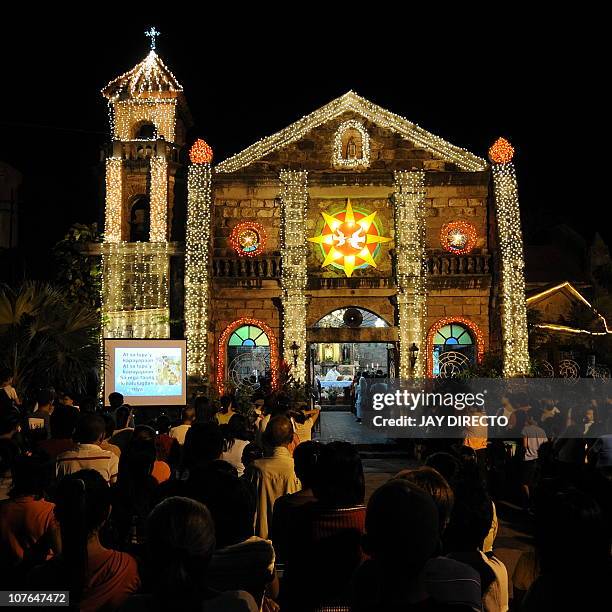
184, 139, 213, 377
394, 170, 427, 378
104, 157, 123, 242
489, 137, 530, 376
149, 154, 168, 242
279, 169, 308, 382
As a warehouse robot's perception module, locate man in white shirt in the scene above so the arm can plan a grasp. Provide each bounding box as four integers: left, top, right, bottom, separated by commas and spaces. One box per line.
246, 416, 300, 539
170, 406, 196, 445
56, 414, 119, 484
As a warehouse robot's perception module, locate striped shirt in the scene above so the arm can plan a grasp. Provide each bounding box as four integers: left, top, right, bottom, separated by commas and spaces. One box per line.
56, 444, 119, 483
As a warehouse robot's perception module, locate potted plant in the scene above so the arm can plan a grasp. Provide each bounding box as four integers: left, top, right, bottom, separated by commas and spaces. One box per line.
327, 388, 339, 405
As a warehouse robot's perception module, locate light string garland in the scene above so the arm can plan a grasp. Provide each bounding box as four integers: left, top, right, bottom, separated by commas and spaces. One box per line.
332, 120, 370, 167
394, 170, 427, 378
185, 147, 213, 377
216, 318, 279, 395
149, 156, 168, 242
112, 99, 178, 142
280, 170, 308, 383
440, 220, 477, 255
104, 157, 123, 242
229, 222, 267, 257
425, 316, 485, 378
217, 91, 486, 173
489, 139, 530, 376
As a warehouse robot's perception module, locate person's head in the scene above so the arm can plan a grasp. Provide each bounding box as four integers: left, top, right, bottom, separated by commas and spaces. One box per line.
181, 406, 196, 424
73, 414, 106, 445
183, 422, 224, 471
59, 391, 75, 406
54, 470, 112, 601
241, 442, 263, 468
584, 408, 596, 423
263, 415, 294, 449
376, 369, 384, 378
424, 452, 462, 491
293, 440, 322, 490
271, 393, 291, 417
132, 424, 156, 443
364, 480, 439, 578
190, 463, 256, 548
108, 392, 124, 410
513, 392, 530, 410
223, 413, 250, 451
117, 439, 156, 491
443, 485, 493, 553
115, 405, 131, 429
36, 388, 55, 409
10, 454, 53, 498
394, 467, 454, 534
219, 394, 235, 414
0, 411, 20, 438
50, 404, 79, 440
102, 414, 116, 442
155, 414, 171, 435
313, 441, 365, 507
145, 497, 216, 601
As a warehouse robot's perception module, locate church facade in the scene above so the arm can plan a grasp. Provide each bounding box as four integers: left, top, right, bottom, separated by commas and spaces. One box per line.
98, 43, 531, 392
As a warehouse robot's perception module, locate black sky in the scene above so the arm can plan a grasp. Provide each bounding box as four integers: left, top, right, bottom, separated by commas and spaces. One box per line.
0, 12, 604, 280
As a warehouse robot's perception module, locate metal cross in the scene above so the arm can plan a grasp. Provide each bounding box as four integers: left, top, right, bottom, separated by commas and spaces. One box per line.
145, 27, 160, 51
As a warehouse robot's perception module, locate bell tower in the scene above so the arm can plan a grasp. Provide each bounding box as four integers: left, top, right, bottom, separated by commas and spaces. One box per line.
100, 29, 190, 339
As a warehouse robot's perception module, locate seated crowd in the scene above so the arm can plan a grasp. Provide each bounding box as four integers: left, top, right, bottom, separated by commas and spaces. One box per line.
0, 381, 611, 611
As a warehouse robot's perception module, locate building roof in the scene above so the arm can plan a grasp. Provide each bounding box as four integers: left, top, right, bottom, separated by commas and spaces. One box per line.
102, 51, 183, 101
215, 91, 488, 174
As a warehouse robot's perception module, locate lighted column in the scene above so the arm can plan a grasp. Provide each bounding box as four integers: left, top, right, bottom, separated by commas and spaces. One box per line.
280, 169, 308, 382
149, 145, 168, 242
489, 138, 530, 377
185, 140, 213, 377
104, 156, 123, 242
394, 170, 427, 378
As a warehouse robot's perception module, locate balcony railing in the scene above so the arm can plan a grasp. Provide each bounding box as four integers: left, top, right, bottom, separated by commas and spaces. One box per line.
211, 253, 490, 280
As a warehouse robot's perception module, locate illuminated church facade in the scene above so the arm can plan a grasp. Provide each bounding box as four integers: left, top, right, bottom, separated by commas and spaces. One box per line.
98, 38, 533, 392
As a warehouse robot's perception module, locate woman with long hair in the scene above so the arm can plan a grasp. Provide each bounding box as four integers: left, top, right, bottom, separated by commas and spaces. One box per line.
220, 414, 252, 477
28, 469, 139, 611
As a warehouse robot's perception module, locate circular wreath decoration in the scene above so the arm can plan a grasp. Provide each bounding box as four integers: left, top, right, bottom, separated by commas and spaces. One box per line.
229, 222, 267, 257
440, 221, 477, 255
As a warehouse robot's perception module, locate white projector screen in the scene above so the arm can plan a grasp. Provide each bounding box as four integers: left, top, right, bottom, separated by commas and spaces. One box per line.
104, 339, 187, 407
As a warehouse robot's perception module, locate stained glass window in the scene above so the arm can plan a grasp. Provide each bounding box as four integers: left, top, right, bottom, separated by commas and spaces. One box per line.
228, 325, 270, 347
433, 324, 473, 346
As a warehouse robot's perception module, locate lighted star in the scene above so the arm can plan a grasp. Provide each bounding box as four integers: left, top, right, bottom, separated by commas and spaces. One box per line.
308, 200, 392, 277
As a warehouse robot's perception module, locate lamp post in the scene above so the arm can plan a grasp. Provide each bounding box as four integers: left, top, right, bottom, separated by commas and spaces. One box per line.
409, 342, 419, 372
290, 341, 299, 369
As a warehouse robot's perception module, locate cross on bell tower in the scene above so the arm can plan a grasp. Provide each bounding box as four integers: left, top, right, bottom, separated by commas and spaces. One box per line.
145, 26, 160, 50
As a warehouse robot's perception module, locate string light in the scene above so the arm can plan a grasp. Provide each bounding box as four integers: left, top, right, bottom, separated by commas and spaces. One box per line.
149, 156, 168, 242
104, 158, 123, 242
216, 318, 279, 395
440, 220, 477, 255
490, 138, 530, 376
394, 171, 427, 378
425, 316, 485, 377
189, 139, 213, 164
280, 170, 308, 383
229, 222, 267, 257
488, 137, 514, 164
216, 91, 486, 173
112, 99, 177, 142
333, 120, 370, 167
185, 153, 212, 376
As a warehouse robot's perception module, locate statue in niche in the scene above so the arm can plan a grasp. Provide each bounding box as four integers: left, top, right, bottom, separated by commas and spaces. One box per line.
342, 129, 363, 160
346, 137, 357, 159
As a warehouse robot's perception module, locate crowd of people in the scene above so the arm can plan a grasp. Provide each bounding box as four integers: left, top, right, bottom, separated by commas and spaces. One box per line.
0, 368, 611, 611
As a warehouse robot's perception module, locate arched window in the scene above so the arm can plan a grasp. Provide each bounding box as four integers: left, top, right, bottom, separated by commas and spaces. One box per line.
129, 197, 150, 242
135, 121, 156, 139
432, 323, 475, 377
333, 120, 370, 167
314, 307, 389, 328
226, 325, 271, 391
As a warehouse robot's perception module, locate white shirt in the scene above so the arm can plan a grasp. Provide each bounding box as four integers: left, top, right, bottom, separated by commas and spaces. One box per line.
292, 417, 314, 443
169, 423, 191, 445
522, 425, 548, 461
56, 443, 119, 483
221, 439, 250, 477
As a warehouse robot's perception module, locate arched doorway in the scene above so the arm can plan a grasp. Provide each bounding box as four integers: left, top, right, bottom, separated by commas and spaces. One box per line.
216, 319, 279, 394
129, 196, 150, 242
426, 317, 484, 377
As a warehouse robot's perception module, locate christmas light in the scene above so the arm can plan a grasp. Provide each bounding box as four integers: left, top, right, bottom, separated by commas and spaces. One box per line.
216, 318, 279, 394
229, 222, 267, 257
104, 157, 123, 242
149, 156, 168, 242
185, 157, 212, 376
280, 170, 308, 382
189, 139, 213, 164
394, 171, 427, 378
488, 137, 514, 164
333, 120, 370, 167
216, 91, 486, 173
425, 316, 484, 377
490, 138, 530, 376
440, 220, 477, 255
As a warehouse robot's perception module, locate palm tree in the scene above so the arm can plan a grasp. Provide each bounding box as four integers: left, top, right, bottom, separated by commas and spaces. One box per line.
0, 282, 100, 398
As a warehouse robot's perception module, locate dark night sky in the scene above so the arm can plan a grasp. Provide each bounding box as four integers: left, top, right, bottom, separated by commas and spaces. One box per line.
0, 12, 604, 280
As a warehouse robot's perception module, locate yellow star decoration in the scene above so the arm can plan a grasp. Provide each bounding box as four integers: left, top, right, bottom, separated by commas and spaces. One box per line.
308, 200, 393, 277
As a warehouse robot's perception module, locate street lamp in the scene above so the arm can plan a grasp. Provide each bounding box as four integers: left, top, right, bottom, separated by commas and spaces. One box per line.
290, 341, 299, 368
409, 342, 419, 371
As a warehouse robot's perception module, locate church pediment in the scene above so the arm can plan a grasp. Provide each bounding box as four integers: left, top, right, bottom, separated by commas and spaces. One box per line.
216, 91, 486, 174
527, 282, 611, 335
